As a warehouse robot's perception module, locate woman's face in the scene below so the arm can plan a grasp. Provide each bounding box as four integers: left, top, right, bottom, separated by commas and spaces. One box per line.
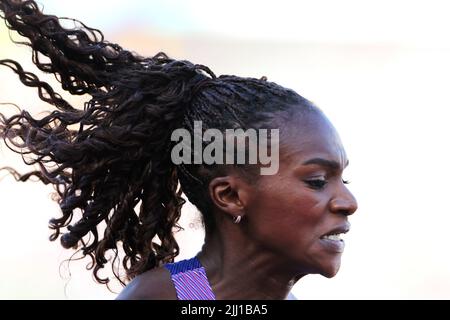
244, 109, 358, 278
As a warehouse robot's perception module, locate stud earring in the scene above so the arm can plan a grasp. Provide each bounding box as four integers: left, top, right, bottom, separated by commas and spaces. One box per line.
233, 215, 242, 224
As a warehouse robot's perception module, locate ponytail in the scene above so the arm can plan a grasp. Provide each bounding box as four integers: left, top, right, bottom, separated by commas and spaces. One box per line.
0, 0, 214, 285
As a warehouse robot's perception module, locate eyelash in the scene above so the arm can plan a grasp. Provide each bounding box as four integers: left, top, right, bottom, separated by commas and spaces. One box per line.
305, 179, 328, 190
305, 179, 350, 190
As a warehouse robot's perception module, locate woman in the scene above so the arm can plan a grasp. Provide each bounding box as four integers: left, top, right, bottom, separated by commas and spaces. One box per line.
0, 0, 357, 300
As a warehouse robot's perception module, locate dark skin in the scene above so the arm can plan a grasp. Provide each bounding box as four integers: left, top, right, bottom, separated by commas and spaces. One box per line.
117, 108, 358, 300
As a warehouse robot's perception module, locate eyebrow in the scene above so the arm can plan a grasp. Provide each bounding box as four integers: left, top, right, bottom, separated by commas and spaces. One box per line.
302, 158, 349, 170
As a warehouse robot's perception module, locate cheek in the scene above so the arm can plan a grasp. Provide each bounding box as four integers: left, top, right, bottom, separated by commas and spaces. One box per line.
246, 181, 327, 250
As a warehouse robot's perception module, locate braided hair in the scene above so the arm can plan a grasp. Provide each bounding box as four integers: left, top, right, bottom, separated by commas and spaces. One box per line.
0, 0, 313, 286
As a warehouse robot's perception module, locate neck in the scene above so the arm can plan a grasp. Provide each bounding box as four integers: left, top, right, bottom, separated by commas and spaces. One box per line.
197, 220, 304, 300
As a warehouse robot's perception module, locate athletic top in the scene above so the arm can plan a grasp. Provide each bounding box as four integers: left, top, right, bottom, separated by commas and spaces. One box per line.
164, 256, 216, 300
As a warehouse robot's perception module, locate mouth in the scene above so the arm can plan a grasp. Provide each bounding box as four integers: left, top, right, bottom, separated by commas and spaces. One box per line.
319, 223, 351, 253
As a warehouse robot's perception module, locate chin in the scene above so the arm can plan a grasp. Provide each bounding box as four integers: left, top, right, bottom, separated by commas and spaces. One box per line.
319, 260, 342, 278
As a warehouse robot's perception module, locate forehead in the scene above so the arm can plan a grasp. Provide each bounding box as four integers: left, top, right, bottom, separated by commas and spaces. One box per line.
278, 110, 348, 168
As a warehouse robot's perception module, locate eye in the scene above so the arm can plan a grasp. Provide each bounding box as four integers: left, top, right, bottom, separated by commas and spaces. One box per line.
305, 179, 328, 190
342, 179, 350, 185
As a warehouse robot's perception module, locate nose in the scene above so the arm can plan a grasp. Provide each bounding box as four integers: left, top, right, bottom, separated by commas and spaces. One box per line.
329, 186, 358, 216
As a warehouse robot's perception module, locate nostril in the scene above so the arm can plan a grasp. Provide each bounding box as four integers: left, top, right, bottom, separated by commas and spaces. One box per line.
344, 207, 356, 216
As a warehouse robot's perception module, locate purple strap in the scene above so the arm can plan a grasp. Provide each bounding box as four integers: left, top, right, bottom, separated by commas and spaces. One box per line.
165, 256, 216, 300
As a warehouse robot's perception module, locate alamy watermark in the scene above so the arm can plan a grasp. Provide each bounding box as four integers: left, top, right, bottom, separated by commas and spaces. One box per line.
171, 121, 279, 175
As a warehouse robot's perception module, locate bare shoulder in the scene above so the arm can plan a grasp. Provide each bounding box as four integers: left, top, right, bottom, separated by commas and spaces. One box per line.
116, 266, 177, 300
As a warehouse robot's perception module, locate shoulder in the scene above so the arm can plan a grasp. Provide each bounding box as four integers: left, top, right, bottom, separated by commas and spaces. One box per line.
116, 266, 177, 300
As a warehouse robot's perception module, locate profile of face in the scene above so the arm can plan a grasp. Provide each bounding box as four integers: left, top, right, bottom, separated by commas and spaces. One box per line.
212, 107, 358, 279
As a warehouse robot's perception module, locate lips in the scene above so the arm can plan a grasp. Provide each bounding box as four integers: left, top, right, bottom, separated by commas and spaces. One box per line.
319, 223, 351, 253
320, 223, 351, 239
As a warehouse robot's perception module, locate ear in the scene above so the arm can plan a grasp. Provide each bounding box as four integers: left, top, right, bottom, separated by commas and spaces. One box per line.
208, 175, 250, 219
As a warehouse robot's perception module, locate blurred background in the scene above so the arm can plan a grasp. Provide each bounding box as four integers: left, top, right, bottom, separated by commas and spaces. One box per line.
1, 0, 449, 299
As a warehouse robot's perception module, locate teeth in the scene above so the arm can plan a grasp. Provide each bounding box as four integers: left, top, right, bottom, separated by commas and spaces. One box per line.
322, 234, 342, 241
